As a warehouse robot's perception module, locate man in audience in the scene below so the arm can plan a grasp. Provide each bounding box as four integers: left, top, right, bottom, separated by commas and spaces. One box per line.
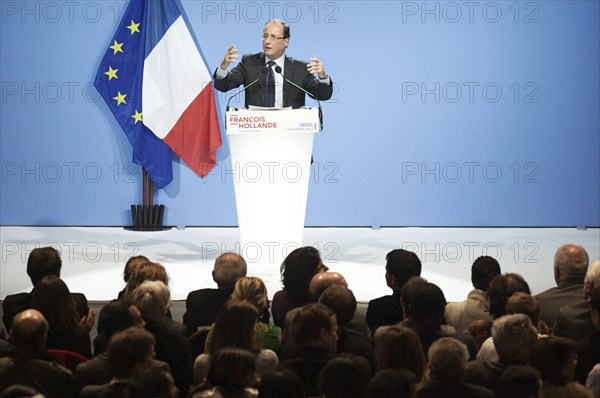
183, 252, 247, 336
464, 314, 538, 391
79, 327, 157, 398
535, 244, 589, 330
280, 303, 339, 397
417, 337, 494, 397
575, 284, 600, 385
445, 256, 501, 334
366, 249, 422, 332
2, 246, 90, 332
486, 273, 531, 320
0, 309, 77, 397
495, 366, 543, 398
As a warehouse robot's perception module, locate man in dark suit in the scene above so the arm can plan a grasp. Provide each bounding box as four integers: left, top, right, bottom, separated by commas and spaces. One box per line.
535, 244, 589, 330
213, 19, 333, 108
2, 246, 90, 332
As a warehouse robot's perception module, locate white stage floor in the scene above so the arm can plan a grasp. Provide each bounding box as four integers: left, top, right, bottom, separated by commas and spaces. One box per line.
1, 226, 599, 303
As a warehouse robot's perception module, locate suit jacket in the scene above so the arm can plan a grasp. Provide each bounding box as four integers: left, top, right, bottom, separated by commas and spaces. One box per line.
553, 299, 593, 341
183, 288, 233, 336
213, 52, 333, 108
2, 291, 89, 332
535, 281, 584, 329
416, 380, 495, 398
366, 291, 404, 331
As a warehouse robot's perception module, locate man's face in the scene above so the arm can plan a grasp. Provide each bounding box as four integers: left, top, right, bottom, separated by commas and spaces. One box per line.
262, 22, 289, 60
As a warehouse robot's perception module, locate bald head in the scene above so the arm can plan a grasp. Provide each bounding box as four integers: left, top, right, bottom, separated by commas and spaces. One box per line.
309, 272, 348, 301
212, 252, 247, 288
554, 244, 589, 285
10, 309, 48, 348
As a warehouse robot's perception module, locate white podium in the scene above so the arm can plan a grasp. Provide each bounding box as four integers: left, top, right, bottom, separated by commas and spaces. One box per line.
226, 108, 321, 280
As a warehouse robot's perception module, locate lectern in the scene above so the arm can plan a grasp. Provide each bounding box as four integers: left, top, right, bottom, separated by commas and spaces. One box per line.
226, 107, 321, 279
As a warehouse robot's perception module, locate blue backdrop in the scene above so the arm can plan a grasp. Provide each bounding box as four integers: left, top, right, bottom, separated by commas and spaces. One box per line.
1, 0, 599, 226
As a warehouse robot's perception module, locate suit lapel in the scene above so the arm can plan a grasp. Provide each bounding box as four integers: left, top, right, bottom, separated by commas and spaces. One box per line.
283, 56, 293, 107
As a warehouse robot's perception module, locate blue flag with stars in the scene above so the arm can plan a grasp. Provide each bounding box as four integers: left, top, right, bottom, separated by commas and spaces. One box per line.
94, 0, 173, 189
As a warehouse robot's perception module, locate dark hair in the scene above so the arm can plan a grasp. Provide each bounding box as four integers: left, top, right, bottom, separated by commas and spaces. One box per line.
259, 367, 306, 398
265, 19, 290, 38
128, 367, 175, 398
318, 285, 356, 327
95, 301, 143, 355
280, 247, 322, 301
31, 275, 79, 329
376, 326, 426, 382
530, 336, 577, 385
26, 246, 62, 286
400, 277, 428, 317
386, 249, 422, 289
107, 327, 155, 377
370, 369, 416, 398
496, 365, 542, 398
318, 354, 371, 398
507, 292, 540, 325
207, 347, 256, 388
471, 256, 501, 291
487, 273, 531, 319
291, 303, 335, 346
210, 301, 259, 358
409, 282, 447, 327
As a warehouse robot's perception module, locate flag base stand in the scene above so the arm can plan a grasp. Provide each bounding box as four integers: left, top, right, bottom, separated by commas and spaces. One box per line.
124, 204, 171, 231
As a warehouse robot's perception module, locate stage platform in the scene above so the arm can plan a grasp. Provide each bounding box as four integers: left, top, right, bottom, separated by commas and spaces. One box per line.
2, 226, 599, 305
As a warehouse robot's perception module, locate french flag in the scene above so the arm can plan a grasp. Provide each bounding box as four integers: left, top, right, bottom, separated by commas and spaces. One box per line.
142, 0, 221, 179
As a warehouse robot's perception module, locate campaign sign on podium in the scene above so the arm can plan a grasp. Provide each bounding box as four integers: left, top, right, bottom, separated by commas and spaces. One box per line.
226, 107, 320, 280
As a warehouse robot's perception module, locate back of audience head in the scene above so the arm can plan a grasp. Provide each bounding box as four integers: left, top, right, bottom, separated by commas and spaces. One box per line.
213, 252, 247, 289
318, 285, 356, 327
280, 246, 326, 301
97, 300, 145, 337
376, 325, 426, 382
591, 285, 600, 330
259, 367, 306, 398
318, 353, 371, 398
210, 300, 259, 358
487, 273, 531, 319
128, 366, 179, 398
529, 336, 578, 385
471, 255, 501, 291
496, 366, 542, 398
107, 327, 155, 377
123, 255, 150, 283
31, 275, 79, 329
584, 259, 600, 299
409, 282, 447, 328
124, 261, 169, 299
231, 276, 269, 313
26, 246, 62, 286
0, 385, 45, 398
9, 309, 48, 349
400, 276, 428, 319
492, 314, 537, 365
506, 292, 540, 327
129, 280, 170, 323
207, 347, 256, 389
427, 337, 469, 382
370, 369, 417, 398
554, 244, 589, 284
385, 249, 422, 291
308, 271, 347, 302
290, 302, 338, 352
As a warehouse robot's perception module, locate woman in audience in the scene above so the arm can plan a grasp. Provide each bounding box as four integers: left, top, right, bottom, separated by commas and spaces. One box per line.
194, 301, 278, 386
376, 325, 428, 384
193, 347, 259, 398
271, 246, 328, 328
31, 275, 92, 357
123, 261, 169, 300
117, 255, 149, 299
529, 336, 593, 398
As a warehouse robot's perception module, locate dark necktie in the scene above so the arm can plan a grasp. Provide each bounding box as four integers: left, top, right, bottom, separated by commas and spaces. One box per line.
264, 60, 275, 107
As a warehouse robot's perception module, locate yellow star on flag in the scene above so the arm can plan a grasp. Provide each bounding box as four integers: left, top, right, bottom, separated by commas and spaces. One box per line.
132, 110, 143, 124
104, 66, 118, 81
113, 91, 127, 106
127, 20, 141, 35
109, 40, 124, 55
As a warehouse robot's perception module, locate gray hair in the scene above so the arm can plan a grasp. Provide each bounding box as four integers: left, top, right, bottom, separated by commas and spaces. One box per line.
584, 260, 600, 299
427, 337, 469, 382
213, 253, 247, 288
492, 314, 537, 363
554, 244, 589, 282
129, 280, 170, 323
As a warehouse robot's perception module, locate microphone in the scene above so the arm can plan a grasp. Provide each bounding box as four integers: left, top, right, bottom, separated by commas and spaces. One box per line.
225, 67, 268, 111
275, 66, 323, 130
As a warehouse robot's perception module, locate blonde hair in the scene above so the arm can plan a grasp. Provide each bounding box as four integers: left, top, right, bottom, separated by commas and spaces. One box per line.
231, 276, 268, 312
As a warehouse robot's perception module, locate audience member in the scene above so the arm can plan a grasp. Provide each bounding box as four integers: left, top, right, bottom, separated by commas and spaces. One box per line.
586, 363, 600, 398
495, 365, 543, 398
417, 337, 494, 398
192, 348, 258, 398
0, 309, 77, 397
366, 249, 422, 332
464, 314, 538, 391
116, 255, 150, 299
280, 303, 338, 397
554, 259, 600, 341
445, 256, 500, 334
576, 284, 600, 384
271, 246, 328, 328
318, 353, 371, 398
2, 246, 90, 332
370, 369, 417, 398
130, 280, 192, 397
31, 275, 92, 357
529, 336, 593, 398
183, 253, 247, 336
487, 273, 531, 320
128, 366, 179, 398
535, 244, 589, 330
0, 385, 45, 398
92, 300, 145, 356
376, 325, 427, 383
258, 367, 306, 398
